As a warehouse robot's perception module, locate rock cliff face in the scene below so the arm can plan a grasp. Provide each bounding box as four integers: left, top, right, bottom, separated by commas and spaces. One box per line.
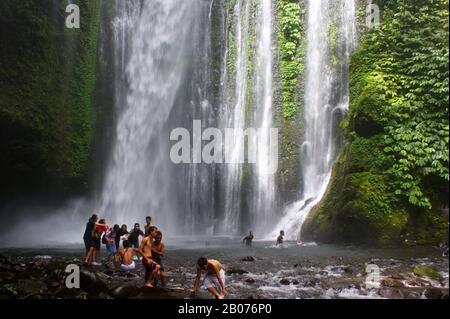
0, 0, 101, 202
302, 0, 449, 246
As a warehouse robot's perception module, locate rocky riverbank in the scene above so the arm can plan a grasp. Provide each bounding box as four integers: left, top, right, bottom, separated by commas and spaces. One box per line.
0, 244, 448, 299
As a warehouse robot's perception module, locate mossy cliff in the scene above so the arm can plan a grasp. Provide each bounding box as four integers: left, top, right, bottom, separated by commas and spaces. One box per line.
274, 0, 307, 204
302, 0, 449, 246
0, 0, 101, 201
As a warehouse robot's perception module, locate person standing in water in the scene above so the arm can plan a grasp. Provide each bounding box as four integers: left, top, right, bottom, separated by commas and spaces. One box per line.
152, 231, 166, 287
139, 226, 160, 287
128, 223, 145, 261
105, 224, 120, 262
242, 231, 254, 247
83, 214, 98, 265
144, 216, 152, 236
190, 257, 227, 299
276, 230, 285, 246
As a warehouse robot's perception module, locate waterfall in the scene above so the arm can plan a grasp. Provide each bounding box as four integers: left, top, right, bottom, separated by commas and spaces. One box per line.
252, 0, 276, 233
220, 0, 277, 235
97, 0, 202, 233
271, 0, 356, 240
221, 0, 251, 233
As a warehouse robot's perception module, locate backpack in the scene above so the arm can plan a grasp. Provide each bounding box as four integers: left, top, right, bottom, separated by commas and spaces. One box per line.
102, 232, 109, 245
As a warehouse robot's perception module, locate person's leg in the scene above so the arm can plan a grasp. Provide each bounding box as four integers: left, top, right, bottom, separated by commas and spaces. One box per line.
84, 246, 94, 264
143, 260, 154, 288
207, 287, 221, 299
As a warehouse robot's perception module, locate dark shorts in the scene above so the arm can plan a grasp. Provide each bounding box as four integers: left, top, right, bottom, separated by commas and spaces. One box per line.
94, 238, 101, 250
152, 256, 164, 271
84, 237, 95, 250
132, 240, 139, 248
143, 258, 159, 280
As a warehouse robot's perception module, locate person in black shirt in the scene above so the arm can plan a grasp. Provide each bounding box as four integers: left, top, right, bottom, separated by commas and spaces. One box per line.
128, 223, 144, 249
116, 224, 129, 248
83, 214, 98, 264
242, 231, 254, 247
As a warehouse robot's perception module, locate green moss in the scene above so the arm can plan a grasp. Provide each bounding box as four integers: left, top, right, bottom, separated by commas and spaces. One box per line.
277, 0, 306, 120
413, 266, 443, 281
303, 0, 449, 246
0, 0, 101, 196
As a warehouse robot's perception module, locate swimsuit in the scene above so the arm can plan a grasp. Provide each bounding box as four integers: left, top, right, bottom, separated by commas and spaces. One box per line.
120, 261, 136, 271
143, 257, 159, 281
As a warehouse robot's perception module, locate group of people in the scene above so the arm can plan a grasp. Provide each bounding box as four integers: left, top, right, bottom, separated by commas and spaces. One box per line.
82, 214, 291, 298
82, 214, 165, 288
82, 214, 227, 298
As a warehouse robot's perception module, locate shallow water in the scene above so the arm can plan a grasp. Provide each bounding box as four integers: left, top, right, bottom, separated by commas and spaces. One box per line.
1, 240, 448, 299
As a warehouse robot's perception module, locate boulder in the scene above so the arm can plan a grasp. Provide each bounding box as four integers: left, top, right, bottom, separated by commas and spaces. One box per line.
424, 288, 445, 299
280, 279, 291, 285
17, 279, 47, 295
378, 288, 405, 299
245, 278, 256, 284
80, 269, 108, 294
226, 268, 249, 276
241, 256, 255, 262
381, 278, 405, 288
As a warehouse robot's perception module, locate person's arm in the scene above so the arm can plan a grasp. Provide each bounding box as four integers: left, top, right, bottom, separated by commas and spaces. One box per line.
190, 268, 202, 294
152, 243, 165, 256
213, 265, 226, 294
137, 240, 146, 257
134, 248, 150, 262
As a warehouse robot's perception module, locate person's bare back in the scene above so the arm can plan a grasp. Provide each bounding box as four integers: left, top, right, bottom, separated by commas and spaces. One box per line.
119, 248, 134, 265
206, 259, 223, 274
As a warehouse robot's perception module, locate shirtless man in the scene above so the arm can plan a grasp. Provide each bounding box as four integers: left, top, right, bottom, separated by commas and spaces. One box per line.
152, 231, 166, 287
118, 242, 148, 271
190, 257, 227, 299
139, 226, 160, 287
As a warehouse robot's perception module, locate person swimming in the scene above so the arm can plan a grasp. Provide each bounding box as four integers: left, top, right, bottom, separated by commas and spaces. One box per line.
276, 230, 285, 246
243, 231, 254, 247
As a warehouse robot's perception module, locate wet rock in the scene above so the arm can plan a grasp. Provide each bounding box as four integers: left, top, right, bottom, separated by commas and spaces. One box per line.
245, 278, 255, 284
378, 288, 405, 299
280, 279, 290, 285
406, 278, 431, 287
390, 273, 407, 280
303, 278, 320, 287
133, 287, 185, 299
424, 288, 445, 299
226, 268, 249, 276
241, 256, 255, 262
103, 269, 114, 276
292, 280, 300, 285
49, 282, 61, 289
381, 278, 405, 288
80, 269, 108, 294
17, 279, 47, 295
110, 284, 137, 299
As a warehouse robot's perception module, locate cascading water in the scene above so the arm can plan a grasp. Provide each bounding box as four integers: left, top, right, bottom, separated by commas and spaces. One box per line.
97, 0, 202, 233
271, 0, 356, 240
252, 0, 276, 233
221, 0, 251, 234
220, 0, 277, 235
